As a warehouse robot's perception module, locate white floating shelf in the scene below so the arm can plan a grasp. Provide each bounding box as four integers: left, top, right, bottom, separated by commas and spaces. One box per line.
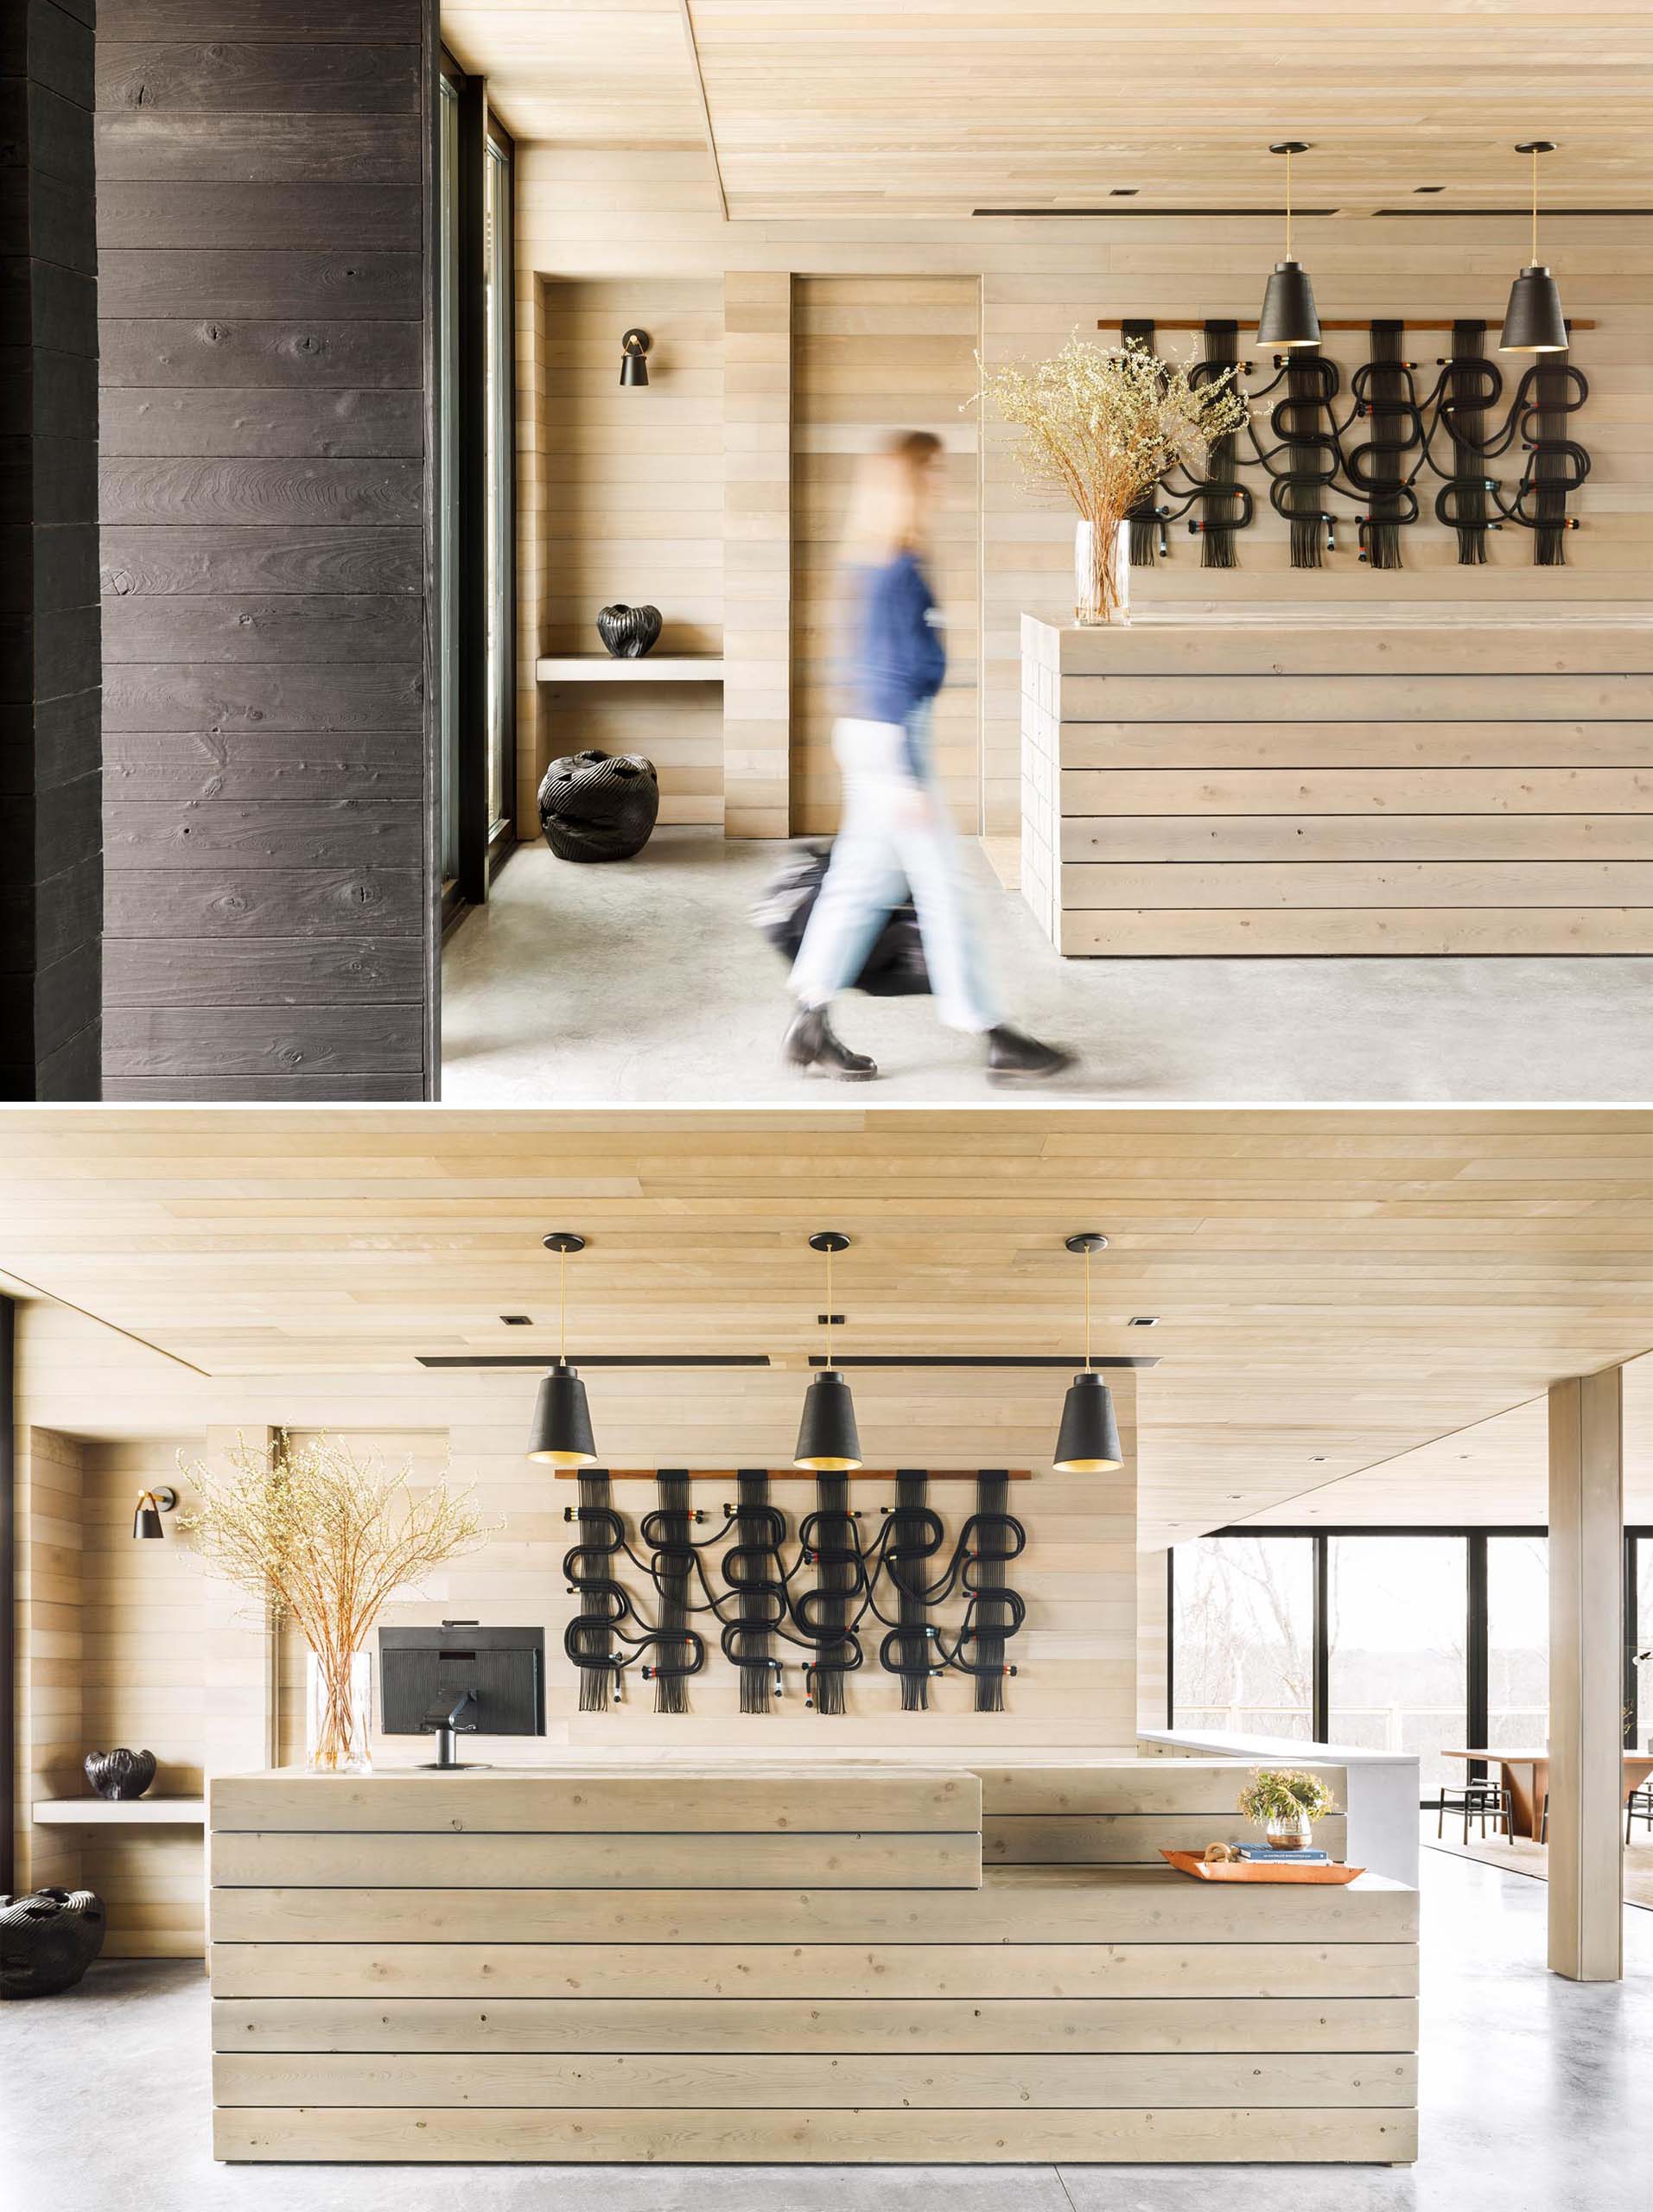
536, 656, 726, 683
33, 1797, 206, 1827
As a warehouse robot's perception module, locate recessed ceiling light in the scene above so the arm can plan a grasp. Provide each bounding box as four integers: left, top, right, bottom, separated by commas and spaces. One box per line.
1414, 184, 1446, 194
1127, 1314, 1160, 1327
500, 1314, 532, 1326
1309, 1455, 1327, 1464
1109, 188, 1139, 197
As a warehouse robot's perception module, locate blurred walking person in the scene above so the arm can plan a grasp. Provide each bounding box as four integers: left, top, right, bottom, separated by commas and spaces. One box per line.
784, 431, 1073, 1085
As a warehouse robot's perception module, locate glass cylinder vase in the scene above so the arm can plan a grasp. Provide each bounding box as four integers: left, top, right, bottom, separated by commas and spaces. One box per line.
304, 1644, 372, 1775
1074, 516, 1131, 627
1265, 1812, 1313, 1851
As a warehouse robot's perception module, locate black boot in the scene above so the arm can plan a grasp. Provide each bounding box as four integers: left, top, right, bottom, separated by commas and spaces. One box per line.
984, 1024, 1073, 1085
784, 1005, 879, 1082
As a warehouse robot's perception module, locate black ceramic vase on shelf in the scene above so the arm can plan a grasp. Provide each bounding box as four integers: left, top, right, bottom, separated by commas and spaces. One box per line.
0, 1888, 106, 1997
538, 749, 660, 862
84, 1747, 156, 1801
595, 603, 662, 658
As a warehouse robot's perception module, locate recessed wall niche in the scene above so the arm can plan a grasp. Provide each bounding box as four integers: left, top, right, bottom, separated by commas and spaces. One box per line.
540, 276, 726, 829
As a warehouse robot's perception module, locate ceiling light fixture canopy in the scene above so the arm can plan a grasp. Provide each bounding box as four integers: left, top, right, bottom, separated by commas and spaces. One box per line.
1052, 1234, 1124, 1474
793, 1233, 862, 1471
526, 1233, 598, 1466
1499, 142, 1568, 353
1256, 142, 1321, 349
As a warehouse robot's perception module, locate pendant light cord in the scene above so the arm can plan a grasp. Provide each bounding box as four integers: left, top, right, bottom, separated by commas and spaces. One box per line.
560, 1243, 568, 1364
1285, 145, 1293, 262
1084, 1247, 1092, 1371
1531, 142, 1539, 265
825, 1242, 834, 1371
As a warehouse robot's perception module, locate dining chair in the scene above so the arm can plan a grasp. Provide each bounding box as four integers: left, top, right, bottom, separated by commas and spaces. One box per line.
1626, 1783, 1653, 1845
1440, 1777, 1516, 1845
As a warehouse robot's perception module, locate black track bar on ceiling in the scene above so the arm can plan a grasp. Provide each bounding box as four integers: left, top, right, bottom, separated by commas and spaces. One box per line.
418, 1354, 772, 1369
419, 1351, 1160, 1370
807, 1354, 1160, 1370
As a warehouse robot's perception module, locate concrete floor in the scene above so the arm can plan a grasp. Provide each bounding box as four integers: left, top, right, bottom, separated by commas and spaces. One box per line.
3, 1849, 1649, 2212
441, 831, 1653, 1103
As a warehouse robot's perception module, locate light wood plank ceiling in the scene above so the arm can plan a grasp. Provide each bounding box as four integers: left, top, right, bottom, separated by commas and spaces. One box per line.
2, 1111, 1650, 1543
442, 2, 1651, 217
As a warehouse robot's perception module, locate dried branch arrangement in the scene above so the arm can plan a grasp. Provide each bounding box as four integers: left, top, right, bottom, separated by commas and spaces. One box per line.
972, 334, 1249, 621
179, 1433, 491, 1771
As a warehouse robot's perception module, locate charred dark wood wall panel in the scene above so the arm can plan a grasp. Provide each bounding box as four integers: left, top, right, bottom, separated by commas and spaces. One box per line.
3, 0, 103, 1097
96, 0, 436, 1096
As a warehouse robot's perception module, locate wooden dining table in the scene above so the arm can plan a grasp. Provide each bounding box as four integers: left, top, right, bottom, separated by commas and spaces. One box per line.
1445, 1750, 1653, 1840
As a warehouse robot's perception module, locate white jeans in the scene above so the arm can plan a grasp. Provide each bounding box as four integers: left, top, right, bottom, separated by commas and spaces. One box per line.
790, 716, 1001, 1033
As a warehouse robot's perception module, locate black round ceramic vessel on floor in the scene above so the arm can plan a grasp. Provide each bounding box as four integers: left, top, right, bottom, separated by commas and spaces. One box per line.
0, 1887, 106, 1997
538, 749, 660, 862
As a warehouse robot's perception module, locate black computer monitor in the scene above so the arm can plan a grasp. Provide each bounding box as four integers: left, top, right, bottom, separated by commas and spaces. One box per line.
378, 1622, 545, 1769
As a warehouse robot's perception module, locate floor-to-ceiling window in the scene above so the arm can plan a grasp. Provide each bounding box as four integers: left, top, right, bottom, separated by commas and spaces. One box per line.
1327, 1535, 1467, 1798
1167, 1523, 1608, 1806
1631, 1530, 1653, 1752
1171, 1535, 1316, 1739
1487, 1534, 1549, 1751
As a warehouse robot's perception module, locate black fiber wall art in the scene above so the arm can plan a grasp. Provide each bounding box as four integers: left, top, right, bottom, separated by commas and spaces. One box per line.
1119, 316, 1590, 570
559, 1471, 1027, 1714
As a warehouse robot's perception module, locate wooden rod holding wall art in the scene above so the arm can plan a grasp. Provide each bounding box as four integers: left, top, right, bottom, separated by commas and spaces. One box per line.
552, 1468, 1033, 1483
1099, 316, 1598, 333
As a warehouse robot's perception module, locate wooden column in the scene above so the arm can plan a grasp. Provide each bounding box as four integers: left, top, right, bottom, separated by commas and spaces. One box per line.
722, 271, 791, 838
1548, 1369, 1624, 1982
199, 1427, 279, 1779
1, 0, 103, 1099
94, 0, 437, 1099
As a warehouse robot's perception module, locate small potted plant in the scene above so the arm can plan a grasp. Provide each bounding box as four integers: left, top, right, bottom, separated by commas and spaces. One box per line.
1237, 1768, 1336, 1851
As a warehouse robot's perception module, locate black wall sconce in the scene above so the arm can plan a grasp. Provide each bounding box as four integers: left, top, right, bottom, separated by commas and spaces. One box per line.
620, 327, 652, 387
133, 1484, 177, 1541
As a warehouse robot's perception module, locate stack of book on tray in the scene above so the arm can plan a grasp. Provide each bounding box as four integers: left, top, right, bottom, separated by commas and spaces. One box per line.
1236, 1844, 1331, 1864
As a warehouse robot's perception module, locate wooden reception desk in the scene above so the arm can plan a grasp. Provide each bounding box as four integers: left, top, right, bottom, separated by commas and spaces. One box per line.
208, 1755, 1417, 2165
1019, 612, 1653, 956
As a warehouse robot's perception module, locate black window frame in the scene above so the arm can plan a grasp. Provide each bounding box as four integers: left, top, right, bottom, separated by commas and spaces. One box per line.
1167, 1522, 1648, 1806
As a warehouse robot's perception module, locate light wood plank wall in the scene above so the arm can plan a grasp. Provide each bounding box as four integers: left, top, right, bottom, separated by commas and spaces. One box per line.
11, 1297, 1139, 1954
792, 276, 982, 833
510, 147, 1651, 836
539, 276, 725, 828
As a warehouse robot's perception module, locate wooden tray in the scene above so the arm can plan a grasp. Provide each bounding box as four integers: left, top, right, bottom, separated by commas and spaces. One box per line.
1160, 1848, 1366, 1885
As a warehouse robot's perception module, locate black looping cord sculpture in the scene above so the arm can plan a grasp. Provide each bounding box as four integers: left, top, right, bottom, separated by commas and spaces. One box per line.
563, 1471, 623, 1710
1194, 320, 1249, 567
963, 1472, 1020, 1713
1529, 353, 1588, 565
726, 1469, 784, 1712
646, 1469, 700, 1713
1250, 347, 1341, 566
883, 1470, 939, 1710
1121, 319, 1167, 566
1347, 321, 1422, 569
798, 1473, 864, 1713
1436, 321, 1498, 562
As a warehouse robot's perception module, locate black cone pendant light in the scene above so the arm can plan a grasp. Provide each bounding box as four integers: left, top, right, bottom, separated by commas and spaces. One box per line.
132, 1484, 176, 1540
793, 1231, 863, 1472
1052, 1234, 1124, 1474
527, 1232, 598, 1466
1256, 142, 1320, 350
1499, 142, 1568, 354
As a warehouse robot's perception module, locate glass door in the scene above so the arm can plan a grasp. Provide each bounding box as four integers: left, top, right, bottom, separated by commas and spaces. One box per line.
436, 67, 461, 893
483, 130, 515, 845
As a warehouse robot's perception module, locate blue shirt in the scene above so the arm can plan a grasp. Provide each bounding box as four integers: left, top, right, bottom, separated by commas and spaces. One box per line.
842, 551, 946, 775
